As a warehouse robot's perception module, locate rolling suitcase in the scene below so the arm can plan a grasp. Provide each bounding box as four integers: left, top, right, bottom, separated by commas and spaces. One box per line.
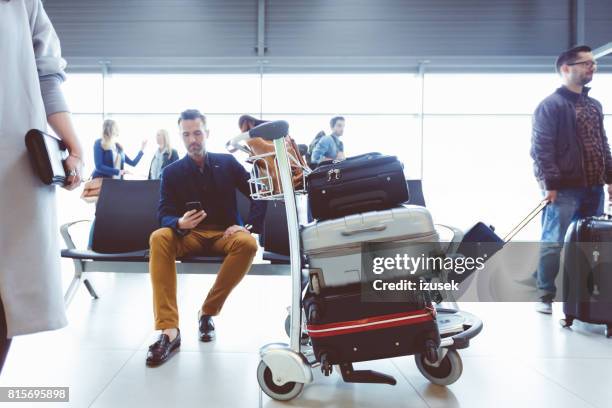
302, 205, 441, 292
561, 212, 612, 337
304, 287, 440, 373
453, 200, 548, 282
307, 152, 408, 220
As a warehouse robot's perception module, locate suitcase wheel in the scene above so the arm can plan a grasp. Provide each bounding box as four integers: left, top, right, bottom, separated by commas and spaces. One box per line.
415, 349, 463, 386
320, 353, 333, 376
559, 317, 574, 328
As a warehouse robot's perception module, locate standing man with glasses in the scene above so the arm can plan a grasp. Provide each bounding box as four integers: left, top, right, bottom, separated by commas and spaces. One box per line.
531, 45, 612, 314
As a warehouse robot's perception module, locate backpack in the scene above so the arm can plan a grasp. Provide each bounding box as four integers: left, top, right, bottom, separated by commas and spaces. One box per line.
306, 130, 326, 167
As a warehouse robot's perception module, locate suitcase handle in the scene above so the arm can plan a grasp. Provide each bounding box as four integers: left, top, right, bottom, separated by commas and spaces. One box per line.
502, 199, 548, 242
341, 225, 387, 236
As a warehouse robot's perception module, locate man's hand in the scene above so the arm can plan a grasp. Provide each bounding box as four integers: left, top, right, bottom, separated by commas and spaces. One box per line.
544, 190, 557, 203
607, 184, 612, 198
178, 209, 207, 230
63, 154, 83, 191
223, 225, 250, 239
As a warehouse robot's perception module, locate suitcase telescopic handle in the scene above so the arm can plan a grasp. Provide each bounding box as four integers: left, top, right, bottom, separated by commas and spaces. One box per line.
502, 199, 549, 242
341, 225, 387, 236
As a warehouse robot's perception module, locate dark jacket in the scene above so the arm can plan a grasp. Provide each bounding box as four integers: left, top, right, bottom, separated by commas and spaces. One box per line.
531, 86, 612, 190
148, 148, 179, 179
158, 152, 266, 235
91, 139, 144, 179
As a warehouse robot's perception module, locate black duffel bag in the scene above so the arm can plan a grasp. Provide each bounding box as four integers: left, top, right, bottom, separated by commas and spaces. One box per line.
307, 152, 408, 220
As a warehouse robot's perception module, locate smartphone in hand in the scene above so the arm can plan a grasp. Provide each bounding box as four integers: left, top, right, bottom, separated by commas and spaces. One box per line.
186, 201, 203, 213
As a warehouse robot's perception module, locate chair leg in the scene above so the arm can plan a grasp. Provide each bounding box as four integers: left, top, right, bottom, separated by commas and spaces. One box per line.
83, 279, 99, 299
64, 259, 100, 307
64, 273, 82, 307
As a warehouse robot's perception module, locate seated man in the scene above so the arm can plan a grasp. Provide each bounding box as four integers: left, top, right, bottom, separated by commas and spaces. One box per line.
146, 109, 266, 366
311, 116, 346, 165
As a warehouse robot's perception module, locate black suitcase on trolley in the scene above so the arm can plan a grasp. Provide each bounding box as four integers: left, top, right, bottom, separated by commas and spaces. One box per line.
307, 153, 408, 221
561, 215, 612, 337
303, 287, 440, 366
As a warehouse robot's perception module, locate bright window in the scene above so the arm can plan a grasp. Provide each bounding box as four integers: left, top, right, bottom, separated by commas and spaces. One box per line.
424, 73, 561, 114
56, 72, 612, 242
104, 74, 261, 114
262, 73, 421, 114
61, 74, 103, 113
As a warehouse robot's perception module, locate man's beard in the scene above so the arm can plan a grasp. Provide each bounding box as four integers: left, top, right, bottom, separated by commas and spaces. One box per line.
189, 144, 204, 155
579, 74, 593, 86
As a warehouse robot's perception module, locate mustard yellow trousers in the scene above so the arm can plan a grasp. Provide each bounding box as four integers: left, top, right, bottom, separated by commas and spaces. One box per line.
148, 227, 258, 330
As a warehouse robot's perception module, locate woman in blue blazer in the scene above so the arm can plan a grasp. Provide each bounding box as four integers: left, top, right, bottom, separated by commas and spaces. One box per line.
91, 119, 147, 179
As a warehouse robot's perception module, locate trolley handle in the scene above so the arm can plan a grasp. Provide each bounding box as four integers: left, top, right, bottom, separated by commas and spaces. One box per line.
249, 120, 289, 141
226, 120, 289, 153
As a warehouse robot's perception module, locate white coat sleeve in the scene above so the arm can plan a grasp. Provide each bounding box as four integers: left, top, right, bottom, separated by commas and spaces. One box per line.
28, 0, 69, 115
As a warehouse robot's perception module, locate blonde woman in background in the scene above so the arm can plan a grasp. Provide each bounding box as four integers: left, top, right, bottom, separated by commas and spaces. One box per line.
92, 119, 147, 179
148, 129, 179, 180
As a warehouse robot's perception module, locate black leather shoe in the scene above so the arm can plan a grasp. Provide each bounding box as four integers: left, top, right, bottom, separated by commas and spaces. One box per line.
146, 329, 181, 367
198, 314, 215, 342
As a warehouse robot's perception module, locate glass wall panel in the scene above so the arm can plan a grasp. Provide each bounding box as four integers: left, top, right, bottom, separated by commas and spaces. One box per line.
104, 74, 261, 114
61, 74, 103, 114
424, 73, 561, 115
589, 74, 612, 114
422, 115, 541, 239
262, 74, 421, 114
56, 72, 612, 243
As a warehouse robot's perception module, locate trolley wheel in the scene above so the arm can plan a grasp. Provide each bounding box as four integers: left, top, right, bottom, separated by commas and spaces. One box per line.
424, 339, 439, 364
415, 349, 463, 386
257, 360, 304, 401
559, 317, 574, 328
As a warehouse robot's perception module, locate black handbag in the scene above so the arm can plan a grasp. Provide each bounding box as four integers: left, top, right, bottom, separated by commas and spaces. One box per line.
24, 129, 68, 186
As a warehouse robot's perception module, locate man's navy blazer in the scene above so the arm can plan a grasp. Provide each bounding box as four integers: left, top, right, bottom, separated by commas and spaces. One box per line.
158, 152, 267, 235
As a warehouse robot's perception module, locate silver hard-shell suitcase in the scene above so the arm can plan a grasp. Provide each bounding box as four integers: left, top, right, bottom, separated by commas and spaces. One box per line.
301, 205, 441, 290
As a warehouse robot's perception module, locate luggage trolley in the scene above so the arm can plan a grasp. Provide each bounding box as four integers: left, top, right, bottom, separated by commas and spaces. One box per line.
228, 121, 483, 401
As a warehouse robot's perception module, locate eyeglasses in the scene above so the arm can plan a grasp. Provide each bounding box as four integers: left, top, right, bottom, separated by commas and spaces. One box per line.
567, 60, 597, 68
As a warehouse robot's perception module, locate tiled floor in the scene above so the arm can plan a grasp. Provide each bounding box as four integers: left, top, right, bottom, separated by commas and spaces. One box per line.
1, 270, 611, 408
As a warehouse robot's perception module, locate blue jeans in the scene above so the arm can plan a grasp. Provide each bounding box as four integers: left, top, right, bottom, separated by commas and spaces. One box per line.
536, 186, 604, 299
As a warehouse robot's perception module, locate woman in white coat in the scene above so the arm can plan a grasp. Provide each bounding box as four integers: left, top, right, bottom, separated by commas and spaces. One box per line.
0, 0, 83, 373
